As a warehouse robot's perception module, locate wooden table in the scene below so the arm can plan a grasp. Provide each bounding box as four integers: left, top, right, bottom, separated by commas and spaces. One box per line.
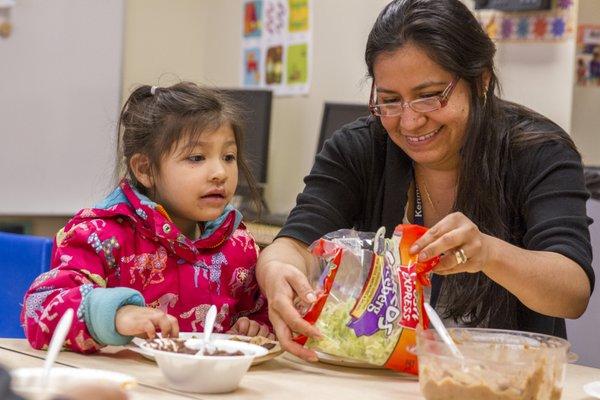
1, 339, 599, 399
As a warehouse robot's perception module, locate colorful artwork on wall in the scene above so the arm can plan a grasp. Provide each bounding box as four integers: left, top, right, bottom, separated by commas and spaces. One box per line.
243, 48, 262, 86
244, 1, 263, 38
286, 43, 308, 84
241, 0, 311, 95
575, 25, 600, 87
475, 0, 575, 42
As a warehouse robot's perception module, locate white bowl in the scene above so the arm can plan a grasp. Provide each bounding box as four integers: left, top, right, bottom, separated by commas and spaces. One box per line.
141, 338, 268, 393
10, 367, 136, 399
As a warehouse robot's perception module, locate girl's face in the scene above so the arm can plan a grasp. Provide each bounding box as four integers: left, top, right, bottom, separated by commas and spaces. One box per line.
373, 43, 470, 171
152, 124, 239, 236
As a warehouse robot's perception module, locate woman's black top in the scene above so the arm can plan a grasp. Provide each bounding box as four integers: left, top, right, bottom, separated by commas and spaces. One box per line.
278, 114, 594, 338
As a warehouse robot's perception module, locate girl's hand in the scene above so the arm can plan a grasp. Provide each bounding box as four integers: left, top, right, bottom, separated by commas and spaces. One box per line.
409, 212, 494, 275
115, 305, 179, 339
227, 317, 274, 339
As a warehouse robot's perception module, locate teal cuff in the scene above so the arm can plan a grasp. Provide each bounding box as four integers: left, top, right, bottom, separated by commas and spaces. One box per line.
83, 287, 145, 346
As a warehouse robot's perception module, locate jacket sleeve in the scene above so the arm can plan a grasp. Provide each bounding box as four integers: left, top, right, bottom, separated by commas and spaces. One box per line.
21, 218, 144, 353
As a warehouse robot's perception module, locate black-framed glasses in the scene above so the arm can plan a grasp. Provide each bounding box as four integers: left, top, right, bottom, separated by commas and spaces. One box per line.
368, 76, 460, 117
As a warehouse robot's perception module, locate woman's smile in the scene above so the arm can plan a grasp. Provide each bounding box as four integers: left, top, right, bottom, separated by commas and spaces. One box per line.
402, 126, 443, 146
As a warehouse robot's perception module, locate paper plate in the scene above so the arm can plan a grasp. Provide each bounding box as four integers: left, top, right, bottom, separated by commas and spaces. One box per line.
11, 367, 137, 393
315, 351, 385, 369
584, 381, 600, 399
128, 332, 283, 366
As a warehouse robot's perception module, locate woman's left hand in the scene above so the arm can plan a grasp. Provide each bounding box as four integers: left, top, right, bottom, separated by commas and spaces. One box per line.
409, 212, 494, 275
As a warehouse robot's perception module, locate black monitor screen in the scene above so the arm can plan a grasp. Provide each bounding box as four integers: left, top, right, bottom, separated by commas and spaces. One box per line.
317, 102, 370, 153
221, 89, 272, 185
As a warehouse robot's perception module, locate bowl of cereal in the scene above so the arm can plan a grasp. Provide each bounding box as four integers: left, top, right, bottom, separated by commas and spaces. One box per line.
416, 328, 572, 400
140, 337, 267, 393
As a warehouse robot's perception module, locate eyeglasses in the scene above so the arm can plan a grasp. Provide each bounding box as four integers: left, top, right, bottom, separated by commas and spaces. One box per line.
368, 76, 460, 117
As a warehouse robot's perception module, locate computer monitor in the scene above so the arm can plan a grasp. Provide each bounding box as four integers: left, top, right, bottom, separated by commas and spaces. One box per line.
317, 102, 370, 153
220, 88, 272, 216
220, 88, 273, 186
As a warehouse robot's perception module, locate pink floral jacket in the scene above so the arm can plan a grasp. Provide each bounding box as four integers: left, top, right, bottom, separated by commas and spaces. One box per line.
21, 180, 268, 353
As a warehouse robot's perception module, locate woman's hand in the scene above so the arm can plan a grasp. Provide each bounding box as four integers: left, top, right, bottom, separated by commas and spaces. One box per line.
261, 260, 321, 361
256, 237, 324, 362
409, 212, 494, 275
115, 305, 179, 339
227, 317, 274, 339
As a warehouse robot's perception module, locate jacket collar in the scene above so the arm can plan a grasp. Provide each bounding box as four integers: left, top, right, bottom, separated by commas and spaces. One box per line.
93, 179, 243, 251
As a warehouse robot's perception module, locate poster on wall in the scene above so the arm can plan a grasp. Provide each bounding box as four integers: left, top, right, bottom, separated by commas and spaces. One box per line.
241, 0, 312, 96
474, 0, 575, 42
575, 25, 600, 87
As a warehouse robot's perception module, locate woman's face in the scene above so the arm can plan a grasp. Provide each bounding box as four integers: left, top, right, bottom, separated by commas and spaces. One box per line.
373, 43, 470, 171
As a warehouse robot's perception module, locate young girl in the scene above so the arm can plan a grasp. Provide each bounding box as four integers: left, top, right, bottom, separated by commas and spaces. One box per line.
22, 82, 271, 353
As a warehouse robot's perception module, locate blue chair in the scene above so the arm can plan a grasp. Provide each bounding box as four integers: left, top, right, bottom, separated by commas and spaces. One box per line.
0, 232, 53, 338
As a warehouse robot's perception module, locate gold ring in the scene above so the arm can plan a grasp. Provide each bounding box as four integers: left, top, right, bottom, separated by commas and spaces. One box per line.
454, 248, 468, 265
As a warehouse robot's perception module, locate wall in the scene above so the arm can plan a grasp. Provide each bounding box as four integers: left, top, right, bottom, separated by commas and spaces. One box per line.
163, 0, 587, 214
495, 41, 575, 133
0, 0, 207, 236
0, 0, 124, 216
198, 0, 389, 214
484, 0, 577, 134
571, 0, 600, 166
5, 0, 596, 236
122, 0, 207, 97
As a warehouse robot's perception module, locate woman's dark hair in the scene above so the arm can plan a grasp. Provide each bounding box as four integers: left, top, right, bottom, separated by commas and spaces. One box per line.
116, 81, 261, 215
366, 0, 578, 328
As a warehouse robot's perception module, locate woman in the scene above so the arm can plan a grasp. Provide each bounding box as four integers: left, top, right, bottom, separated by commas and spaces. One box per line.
257, 0, 594, 361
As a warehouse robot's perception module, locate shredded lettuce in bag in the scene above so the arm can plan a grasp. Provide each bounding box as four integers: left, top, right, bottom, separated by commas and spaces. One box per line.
307, 299, 401, 365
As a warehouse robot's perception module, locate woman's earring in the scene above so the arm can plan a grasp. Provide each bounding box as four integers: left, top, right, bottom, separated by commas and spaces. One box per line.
482, 88, 488, 107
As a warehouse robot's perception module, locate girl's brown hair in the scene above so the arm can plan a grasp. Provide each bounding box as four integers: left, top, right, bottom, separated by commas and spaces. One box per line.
116, 81, 261, 214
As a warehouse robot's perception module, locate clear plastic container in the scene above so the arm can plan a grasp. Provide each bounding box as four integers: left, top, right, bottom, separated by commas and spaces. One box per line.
416, 328, 571, 400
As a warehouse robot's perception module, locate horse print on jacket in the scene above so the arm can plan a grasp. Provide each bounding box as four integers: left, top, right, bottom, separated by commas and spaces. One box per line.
87, 232, 120, 269
229, 267, 258, 297
180, 303, 229, 332
148, 293, 179, 313
121, 246, 168, 288
23, 288, 59, 333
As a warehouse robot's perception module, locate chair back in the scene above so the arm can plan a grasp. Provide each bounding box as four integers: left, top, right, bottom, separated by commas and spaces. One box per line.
0, 232, 53, 338
566, 199, 600, 367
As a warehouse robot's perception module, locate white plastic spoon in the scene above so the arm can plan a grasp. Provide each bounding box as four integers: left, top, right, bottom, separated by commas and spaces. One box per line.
41, 308, 74, 389
196, 305, 217, 356
423, 302, 464, 359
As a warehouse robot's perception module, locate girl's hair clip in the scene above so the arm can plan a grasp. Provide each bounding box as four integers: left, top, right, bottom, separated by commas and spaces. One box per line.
150, 86, 158, 95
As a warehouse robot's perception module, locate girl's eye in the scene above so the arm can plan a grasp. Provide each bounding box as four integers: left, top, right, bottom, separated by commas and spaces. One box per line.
187, 155, 205, 162
381, 97, 401, 104
224, 154, 237, 162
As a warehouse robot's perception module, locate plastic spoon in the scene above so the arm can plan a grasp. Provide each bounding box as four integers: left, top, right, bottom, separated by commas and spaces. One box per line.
423, 302, 464, 359
196, 305, 217, 356
40, 308, 74, 389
